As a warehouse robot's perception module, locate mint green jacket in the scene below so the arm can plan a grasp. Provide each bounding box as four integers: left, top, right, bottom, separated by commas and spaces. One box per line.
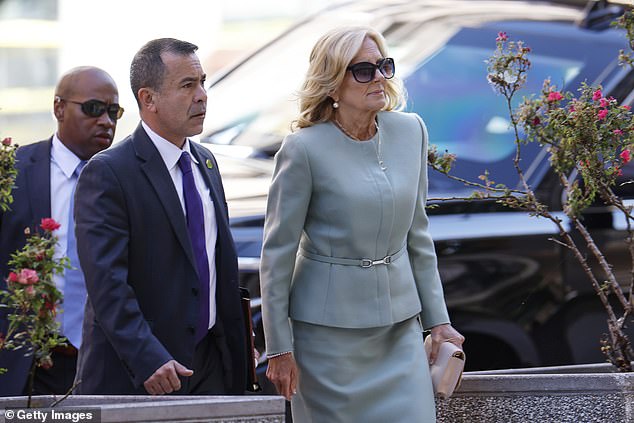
260, 111, 450, 355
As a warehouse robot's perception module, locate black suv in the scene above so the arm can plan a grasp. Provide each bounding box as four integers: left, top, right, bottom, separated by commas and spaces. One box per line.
200, 0, 634, 377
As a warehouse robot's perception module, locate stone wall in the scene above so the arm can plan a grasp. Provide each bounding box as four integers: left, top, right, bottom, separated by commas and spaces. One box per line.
437, 364, 634, 423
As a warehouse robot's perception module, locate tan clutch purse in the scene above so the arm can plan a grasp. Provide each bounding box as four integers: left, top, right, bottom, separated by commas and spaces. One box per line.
424, 335, 466, 399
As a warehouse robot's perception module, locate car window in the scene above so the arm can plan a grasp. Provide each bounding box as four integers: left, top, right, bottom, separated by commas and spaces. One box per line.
411, 22, 627, 195
203, 16, 630, 197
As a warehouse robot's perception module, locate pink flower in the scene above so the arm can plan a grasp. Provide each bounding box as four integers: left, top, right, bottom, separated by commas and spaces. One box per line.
532, 117, 541, 126
598, 109, 608, 120
547, 91, 563, 102
40, 218, 61, 232
1, 137, 11, 146
7, 272, 18, 283
496, 32, 508, 42
614, 129, 624, 136
593, 89, 603, 101
569, 105, 576, 112
618, 168, 624, 176
17, 269, 39, 285
620, 150, 631, 164
624, 105, 631, 111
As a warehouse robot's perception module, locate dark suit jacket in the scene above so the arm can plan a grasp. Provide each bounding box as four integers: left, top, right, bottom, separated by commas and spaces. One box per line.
0, 139, 52, 396
73, 124, 247, 394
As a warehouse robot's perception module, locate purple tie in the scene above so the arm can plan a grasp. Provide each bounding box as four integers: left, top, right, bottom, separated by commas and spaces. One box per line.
178, 152, 210, 344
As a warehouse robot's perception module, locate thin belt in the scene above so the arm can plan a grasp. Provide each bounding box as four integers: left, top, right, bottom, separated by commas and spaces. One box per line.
299, 245, 406, 268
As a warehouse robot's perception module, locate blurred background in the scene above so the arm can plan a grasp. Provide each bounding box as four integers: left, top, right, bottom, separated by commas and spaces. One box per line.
0, 0, 336, 144
3, 0, 634, 378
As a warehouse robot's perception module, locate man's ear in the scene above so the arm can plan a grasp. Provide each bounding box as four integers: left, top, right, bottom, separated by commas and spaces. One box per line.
138, 88, 157, 113
53, 96, 64, 121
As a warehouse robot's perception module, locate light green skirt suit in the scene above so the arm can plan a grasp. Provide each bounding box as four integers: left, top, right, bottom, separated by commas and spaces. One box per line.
260, 111, 451, 423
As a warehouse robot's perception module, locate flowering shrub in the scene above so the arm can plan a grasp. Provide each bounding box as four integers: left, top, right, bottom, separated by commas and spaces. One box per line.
0, 218, 70, 404
429, 22, 634, 371
0, 137, 17, 212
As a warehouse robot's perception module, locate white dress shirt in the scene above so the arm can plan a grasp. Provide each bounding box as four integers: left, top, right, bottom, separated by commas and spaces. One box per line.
51, 134, 84, 294
142, 121, 218, 330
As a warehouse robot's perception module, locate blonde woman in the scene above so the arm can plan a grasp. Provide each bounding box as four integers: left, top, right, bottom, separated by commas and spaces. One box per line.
260, 26, 464, 422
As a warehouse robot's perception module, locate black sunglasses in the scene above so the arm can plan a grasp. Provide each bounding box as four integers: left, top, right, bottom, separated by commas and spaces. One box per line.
346, 58, 395, 83
58, 98, 124, 120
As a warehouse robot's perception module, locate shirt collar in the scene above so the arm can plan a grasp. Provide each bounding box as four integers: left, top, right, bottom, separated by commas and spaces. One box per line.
52, 133, 84, 178
141, 121, 199, 171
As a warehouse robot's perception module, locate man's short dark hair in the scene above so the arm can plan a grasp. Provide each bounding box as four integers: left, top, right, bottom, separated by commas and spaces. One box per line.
130, 38, 198, 106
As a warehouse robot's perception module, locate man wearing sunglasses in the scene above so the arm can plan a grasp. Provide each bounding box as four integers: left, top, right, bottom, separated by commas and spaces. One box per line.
0, 66, 121, 396
73, 38, 248, 396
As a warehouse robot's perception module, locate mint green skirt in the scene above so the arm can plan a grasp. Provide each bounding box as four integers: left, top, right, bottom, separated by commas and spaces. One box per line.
291, 316, 435, 423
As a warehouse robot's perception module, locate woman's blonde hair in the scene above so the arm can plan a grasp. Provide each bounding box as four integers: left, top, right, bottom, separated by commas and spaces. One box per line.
294, 26, 406, 130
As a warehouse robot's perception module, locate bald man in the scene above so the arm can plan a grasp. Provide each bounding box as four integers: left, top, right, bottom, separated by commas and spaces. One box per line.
0, 66, 123, 396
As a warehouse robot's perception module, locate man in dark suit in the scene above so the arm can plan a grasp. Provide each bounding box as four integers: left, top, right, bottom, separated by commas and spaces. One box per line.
0, 66, 121, 396
74, 38, 248, 395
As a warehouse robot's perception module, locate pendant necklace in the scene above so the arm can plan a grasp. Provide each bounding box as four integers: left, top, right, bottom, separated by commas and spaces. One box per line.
334, 118, 387, 171
375, 121, 387, 171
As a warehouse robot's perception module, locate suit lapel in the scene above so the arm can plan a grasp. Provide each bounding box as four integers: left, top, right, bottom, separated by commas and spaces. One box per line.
26, 139, 52, 223
189, 144, 235, 280
189, 144, 227, 224
132, 124, 197, 270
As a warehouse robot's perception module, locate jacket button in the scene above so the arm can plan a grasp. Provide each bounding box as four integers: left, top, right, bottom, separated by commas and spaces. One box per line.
192, 287, 198, 296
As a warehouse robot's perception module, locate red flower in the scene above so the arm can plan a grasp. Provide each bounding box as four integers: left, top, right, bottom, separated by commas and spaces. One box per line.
614, 129, 624, 136
532, 117, 541, 126
496, 31, 508, 42
17, 269, 39, 285
7, 272, 18, 283
39, 297, 56, 317
600, 98, 609, 108
547, 91, 563, 102
624, 105, 631, 111
40, 218, 60, 232
620, 149, 631, 164
598, 109, 608, 120
592, 89, 603, 101
1, 137, 11, 146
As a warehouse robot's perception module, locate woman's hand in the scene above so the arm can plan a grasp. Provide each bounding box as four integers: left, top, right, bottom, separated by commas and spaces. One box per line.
266, 352, 298, 401
429, 324, 465, 364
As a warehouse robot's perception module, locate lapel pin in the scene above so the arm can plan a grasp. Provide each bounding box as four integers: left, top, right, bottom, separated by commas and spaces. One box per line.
206, 159, 213, 169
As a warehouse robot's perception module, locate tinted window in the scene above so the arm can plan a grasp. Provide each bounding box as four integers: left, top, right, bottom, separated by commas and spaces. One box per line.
203, 18, 629, 197
408, 22, 627, 196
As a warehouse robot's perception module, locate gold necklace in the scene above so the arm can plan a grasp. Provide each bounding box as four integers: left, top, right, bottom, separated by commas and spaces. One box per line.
333, 118, 373, 141
333, 118, 386, 171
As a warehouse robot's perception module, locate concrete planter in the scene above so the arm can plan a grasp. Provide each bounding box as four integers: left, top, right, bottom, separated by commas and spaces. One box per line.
0, 395, 285, 423
437, 363, 634, 423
